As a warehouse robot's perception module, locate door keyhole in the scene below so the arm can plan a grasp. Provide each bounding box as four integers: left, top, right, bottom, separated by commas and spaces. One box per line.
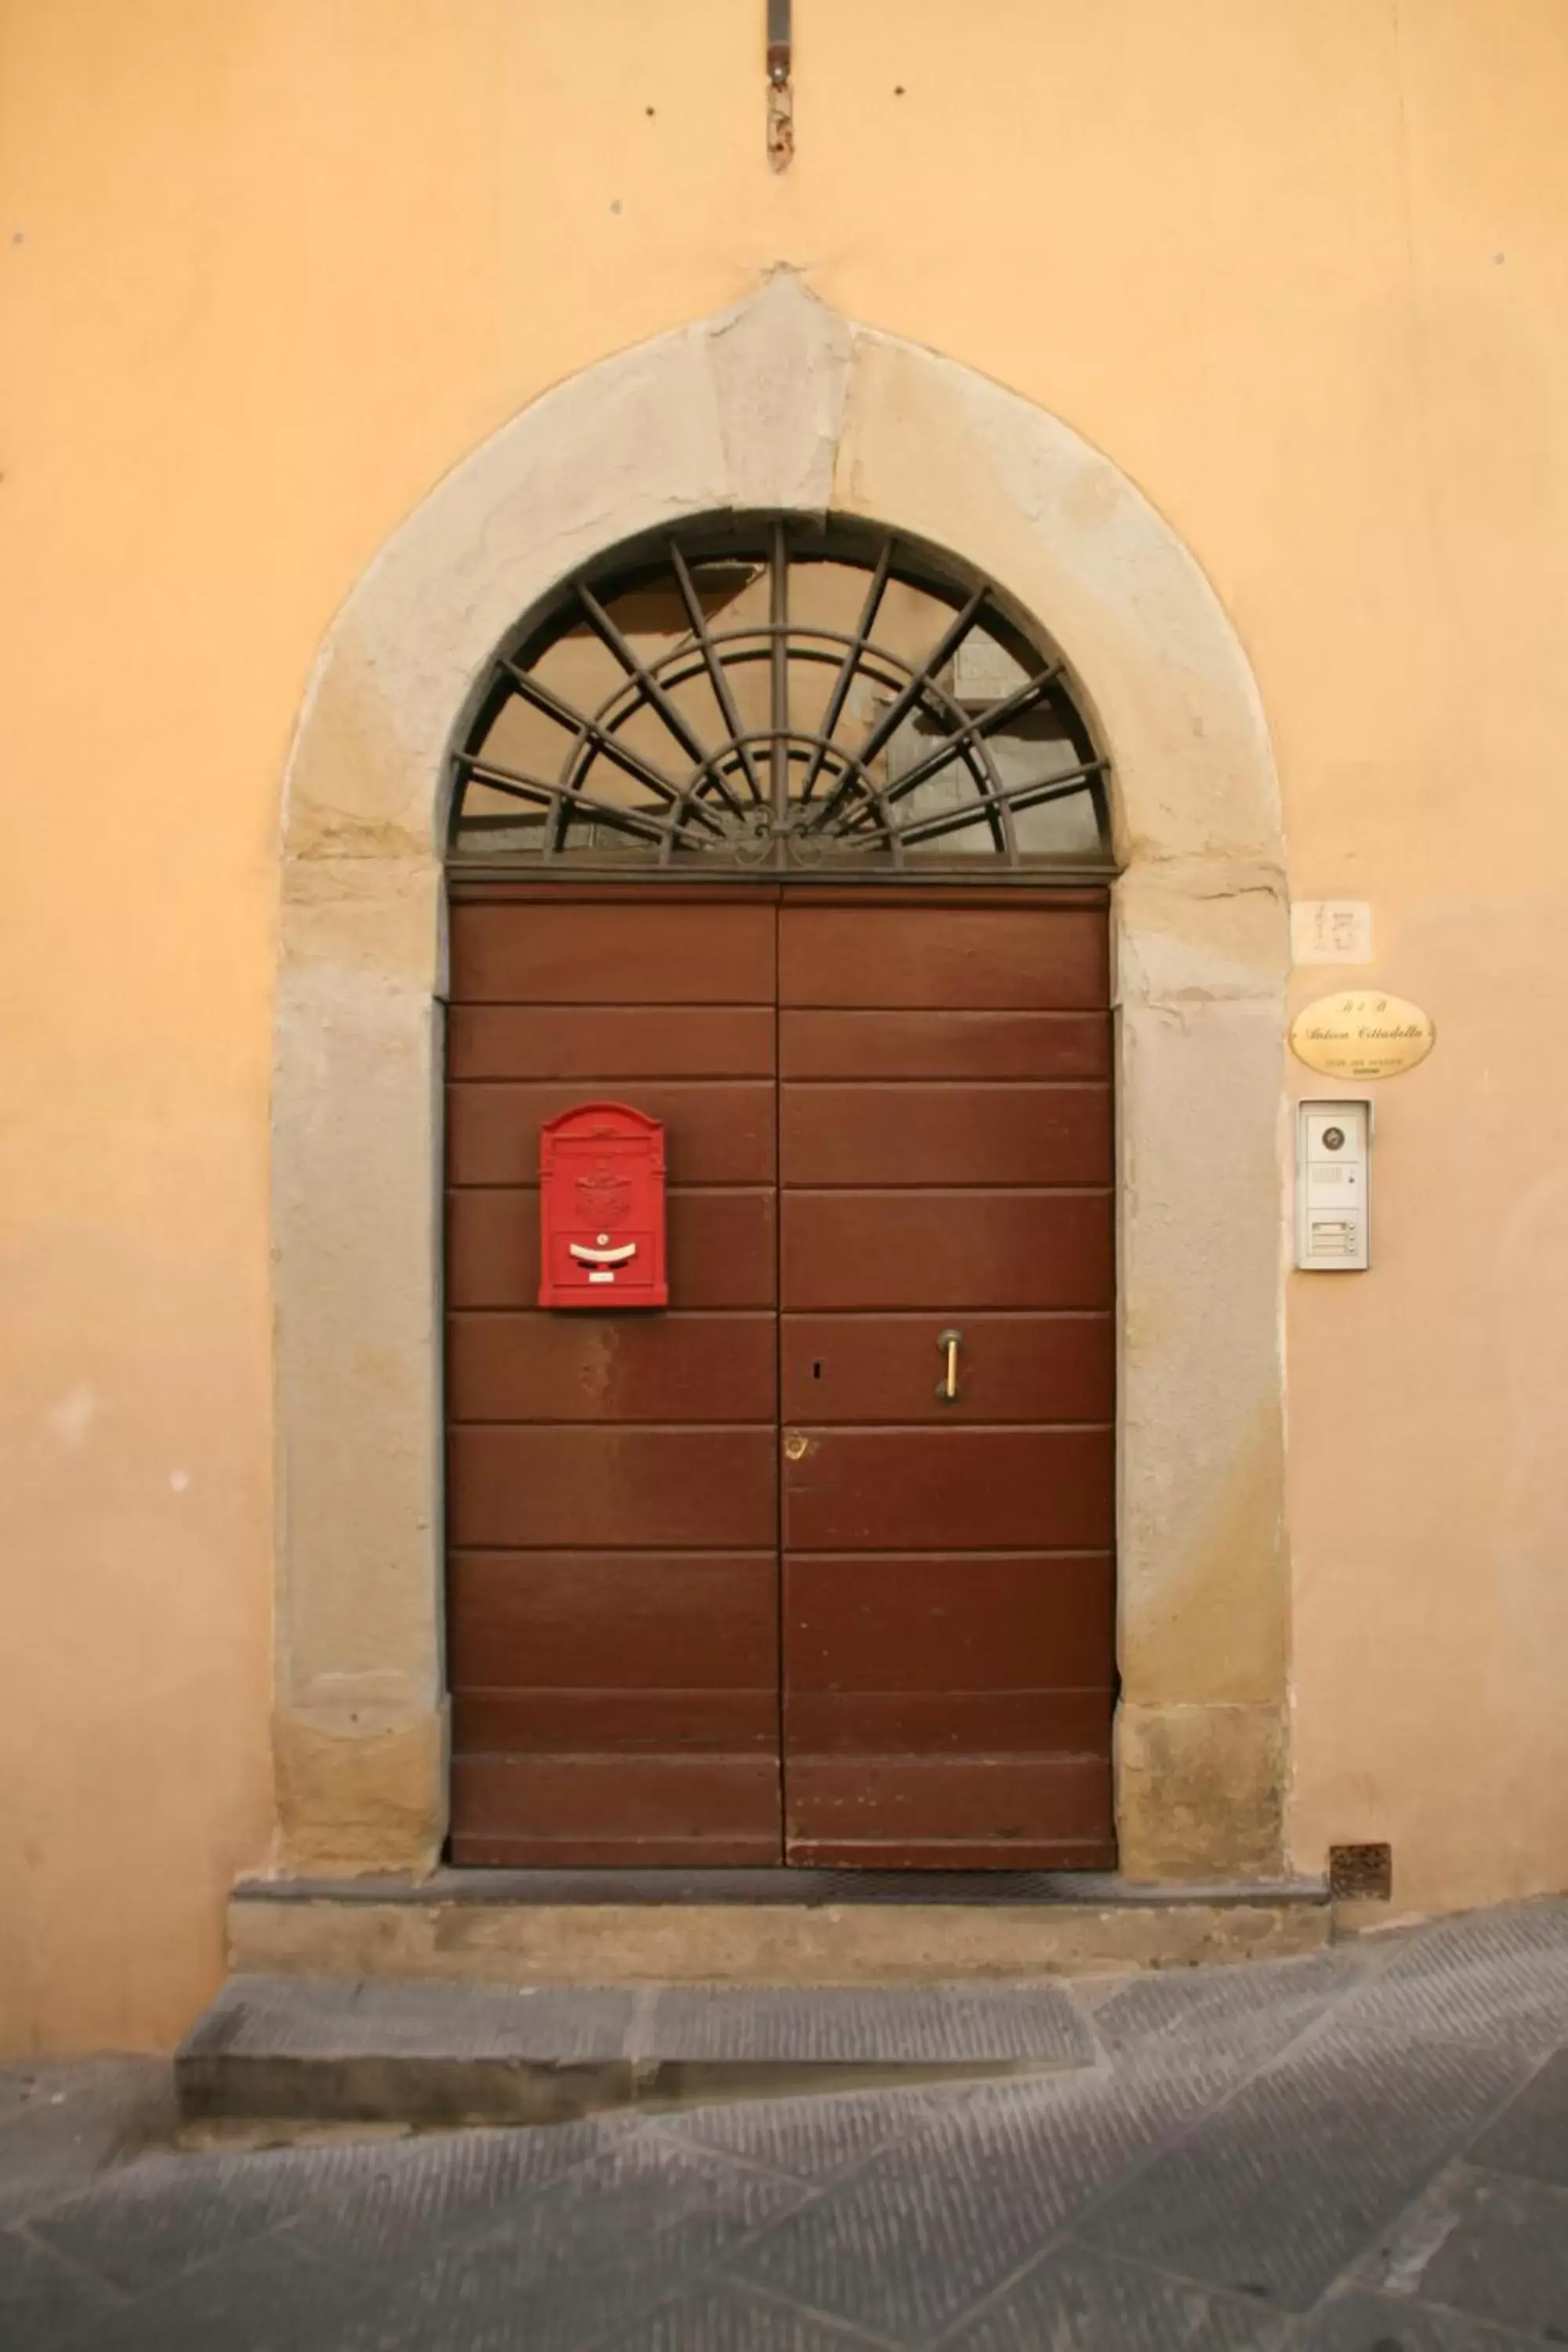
811, 1361, 823, 1380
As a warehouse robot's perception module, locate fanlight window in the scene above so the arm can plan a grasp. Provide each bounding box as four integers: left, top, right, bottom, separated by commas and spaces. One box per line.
448, 515, 1112, 874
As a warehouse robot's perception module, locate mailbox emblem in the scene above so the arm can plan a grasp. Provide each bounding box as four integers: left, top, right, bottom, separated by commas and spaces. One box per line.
539, 1102, 668, 1309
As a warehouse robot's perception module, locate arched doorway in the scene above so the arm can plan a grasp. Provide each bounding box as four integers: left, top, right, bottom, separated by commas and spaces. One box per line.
443, 514, 1117, 1867
271, 274, 1288, 1887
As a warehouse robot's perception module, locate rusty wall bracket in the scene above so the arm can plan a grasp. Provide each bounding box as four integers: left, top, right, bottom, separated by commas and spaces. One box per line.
767, 0, 794, 172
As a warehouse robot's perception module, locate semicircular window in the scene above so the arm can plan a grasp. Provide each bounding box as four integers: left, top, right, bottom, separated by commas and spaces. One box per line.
448, 514, 1112, 875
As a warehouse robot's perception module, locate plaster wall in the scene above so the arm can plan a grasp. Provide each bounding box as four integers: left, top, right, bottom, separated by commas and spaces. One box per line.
3, 0, 1567, 2050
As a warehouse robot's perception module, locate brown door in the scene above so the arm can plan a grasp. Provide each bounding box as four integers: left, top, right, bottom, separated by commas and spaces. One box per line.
778, 892, 1116, 1867
444, 883, 1115, 1869
445, 887, 782, 1864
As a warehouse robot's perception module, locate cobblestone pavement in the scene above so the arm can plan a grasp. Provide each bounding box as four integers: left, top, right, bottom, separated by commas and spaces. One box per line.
5, 1901, 1568, 2350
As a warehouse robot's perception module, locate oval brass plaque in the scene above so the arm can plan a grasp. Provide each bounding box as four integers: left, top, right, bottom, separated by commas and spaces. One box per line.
1290, 991, 1435, 1080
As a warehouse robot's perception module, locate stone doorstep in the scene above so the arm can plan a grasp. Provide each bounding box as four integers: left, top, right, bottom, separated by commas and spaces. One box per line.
177, 1973, 1105, 2129
227, 1874, 1331, 1991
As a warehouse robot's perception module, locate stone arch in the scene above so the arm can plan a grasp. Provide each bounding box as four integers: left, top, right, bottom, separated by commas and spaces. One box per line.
274, 272, 1289, 1881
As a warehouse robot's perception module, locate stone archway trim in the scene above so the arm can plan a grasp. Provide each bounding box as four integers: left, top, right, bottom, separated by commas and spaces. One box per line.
274, 272, 1289, 1882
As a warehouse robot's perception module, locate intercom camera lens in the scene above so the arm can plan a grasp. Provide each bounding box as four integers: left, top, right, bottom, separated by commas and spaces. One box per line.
1322, 1126, 1345, 1151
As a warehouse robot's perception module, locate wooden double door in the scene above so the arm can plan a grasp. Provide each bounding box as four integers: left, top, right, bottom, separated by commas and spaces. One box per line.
445, 883, 1116, 1869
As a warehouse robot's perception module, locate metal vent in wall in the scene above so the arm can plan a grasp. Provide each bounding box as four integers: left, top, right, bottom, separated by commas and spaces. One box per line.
1328, 1843, 1393, 1901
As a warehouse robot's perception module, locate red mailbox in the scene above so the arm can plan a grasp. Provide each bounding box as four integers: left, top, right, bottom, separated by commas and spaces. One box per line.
538, 1101, 668, 1310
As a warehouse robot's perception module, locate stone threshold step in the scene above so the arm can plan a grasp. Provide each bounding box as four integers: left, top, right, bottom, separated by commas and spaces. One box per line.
178, 1975, 1101, 2129
230, 1878, 1330, 1987
239, 1866, 1328, 1910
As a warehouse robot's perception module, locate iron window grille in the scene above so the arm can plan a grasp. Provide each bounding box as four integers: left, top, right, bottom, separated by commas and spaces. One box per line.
448, 514, 1112, 879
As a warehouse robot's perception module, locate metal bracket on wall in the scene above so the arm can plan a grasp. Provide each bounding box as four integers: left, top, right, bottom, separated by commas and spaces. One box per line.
767, 0, 794, 171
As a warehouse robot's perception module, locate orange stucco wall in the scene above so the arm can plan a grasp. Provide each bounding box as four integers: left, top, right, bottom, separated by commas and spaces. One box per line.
2, 0, 1566, 2049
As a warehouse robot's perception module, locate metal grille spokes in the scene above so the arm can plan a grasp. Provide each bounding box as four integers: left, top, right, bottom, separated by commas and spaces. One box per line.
448, 515, 1112, 874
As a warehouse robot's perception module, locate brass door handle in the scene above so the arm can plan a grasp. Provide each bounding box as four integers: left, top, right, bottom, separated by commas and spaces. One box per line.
936, 1328, 962, 1404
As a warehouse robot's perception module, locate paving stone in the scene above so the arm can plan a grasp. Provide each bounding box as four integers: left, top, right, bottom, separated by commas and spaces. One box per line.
726, 2062, 1212, 2345
638, 1984, 1096, 2067
1359, 2165, 1568, 2343
9, 1909, 1568, 2352
658, 2084, 934, 2182
596, 2281, 882, 2350
1080, 2030, 1530, 2312
1341, 1902, 1568, 2054
292, 2114, 629, 2268
31, 2140, 409, 2297
179, 1978, 649, 2129
1089, 1947, 1361, 2079
0, 2223, 121, 2349
945, 2243, 1293, 2350
1294, 2288, 1546, 2349
0, 2061, 174, 2225
0, 2062, 147, 2131
45, 2229, 374, 2352
180, 1976, 1106, 2130
1468, 2048, 1568, 2187
184, 1975, 637, 2063
332, 2129, 807, 2352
